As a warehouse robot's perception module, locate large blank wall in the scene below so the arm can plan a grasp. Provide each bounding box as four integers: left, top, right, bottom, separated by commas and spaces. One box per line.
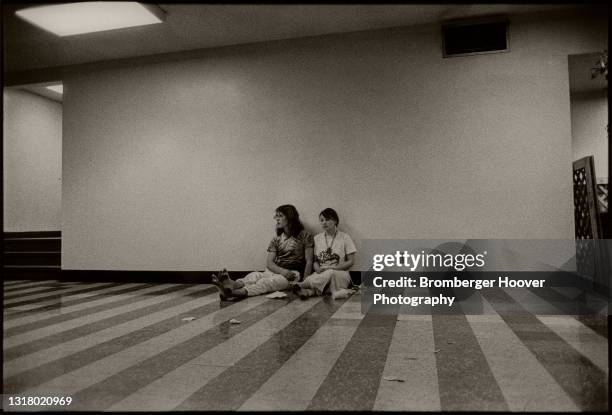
4, 89, 62, 232
62, 10, 607, 270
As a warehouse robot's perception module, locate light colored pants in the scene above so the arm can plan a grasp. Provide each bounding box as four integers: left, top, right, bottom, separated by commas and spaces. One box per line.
238, 268, 290, 297
301, 269, 351, 296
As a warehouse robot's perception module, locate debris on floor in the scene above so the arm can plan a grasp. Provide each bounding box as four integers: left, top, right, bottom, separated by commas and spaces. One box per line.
229, 318, 241, 324
447, 340, 455, 344
383, 376, 405, 382
434, 349, 441, 353
265, 291, 288, 299
181, 317, 195, 322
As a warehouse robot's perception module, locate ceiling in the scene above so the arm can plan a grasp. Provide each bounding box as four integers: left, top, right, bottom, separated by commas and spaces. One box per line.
17, 82, 63, 102
3, 3, 581, 74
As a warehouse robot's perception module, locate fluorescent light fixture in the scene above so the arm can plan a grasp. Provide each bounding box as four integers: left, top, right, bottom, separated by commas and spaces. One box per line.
46, 84, 63, 94
15, 2, 165, 37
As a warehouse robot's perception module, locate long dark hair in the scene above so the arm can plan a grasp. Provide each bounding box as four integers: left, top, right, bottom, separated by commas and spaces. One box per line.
275, 204, 304, 237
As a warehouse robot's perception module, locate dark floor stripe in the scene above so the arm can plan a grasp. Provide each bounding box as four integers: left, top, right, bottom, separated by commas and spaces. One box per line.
4, 279, 62, 287
3, 285, 216, 360
431, 289, 508, 411
4, 284, 159, 335
4, 280, 31, 287
481, 288, 608, 412
526, 287, 608, 339
66, 298, 287, 410
177, 296, 350, 411
4, 283, 85, 300
4, 282, 121, 309
306, 305, 398, 411
4, 286, 58, 298
3, 281, 78, 296
3, 280, 71, 293
3, 283, 158, 321
574, 314, 609, 340
3, 296, 245, 395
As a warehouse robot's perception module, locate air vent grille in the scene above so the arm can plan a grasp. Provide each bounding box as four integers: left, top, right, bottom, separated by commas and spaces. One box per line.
443, 19, 509, 57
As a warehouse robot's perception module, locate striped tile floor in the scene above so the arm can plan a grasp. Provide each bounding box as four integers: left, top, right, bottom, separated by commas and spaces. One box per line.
2, 279, 608, 412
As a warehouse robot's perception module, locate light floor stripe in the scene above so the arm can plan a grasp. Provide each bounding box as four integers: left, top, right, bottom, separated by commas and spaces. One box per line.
3, 290, 221, 389
3, 283, 191, 349
4, 287, 217, 376
432, 310, 508, 411
3, 283, 160, 327
329, 290, 365, 320
4, 280, 32, 286
480, 288, 608, 411
3, 283, 158, 332
507, 286, 608, 330
22, 295, 275, 400
4, 283, 118, 310
240, 295, 363, 411
396, 287, 434, 322
539, 286, 608, 313
308, 309, 399, 410
4, 282, 113, 306
396, 287, 507, 411
3, 285, 208, 361
466, 298, 580, 411
108, 297, 323, 412
3, 280, 61, 291
536, 315, 608, 372
526, 286, 608, 338
177, 296, 349, 411
239, 320, 361, 411
4, 282, 81, 298
373, 318, 441, 410
503, 289, 608, 372
70, 298, 288, 410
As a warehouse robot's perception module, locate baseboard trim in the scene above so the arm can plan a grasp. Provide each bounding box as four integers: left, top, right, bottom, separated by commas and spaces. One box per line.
61, 270, 238, 284
4, 270, 363, 285
4, 231, 61, 238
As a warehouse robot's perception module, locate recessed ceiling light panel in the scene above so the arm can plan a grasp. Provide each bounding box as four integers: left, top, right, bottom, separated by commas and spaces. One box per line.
15, 2, 165, 37
46, 84, 64, 94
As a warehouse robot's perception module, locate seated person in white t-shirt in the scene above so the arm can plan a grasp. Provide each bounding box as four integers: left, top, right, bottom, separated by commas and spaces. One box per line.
291, 208, 356, 299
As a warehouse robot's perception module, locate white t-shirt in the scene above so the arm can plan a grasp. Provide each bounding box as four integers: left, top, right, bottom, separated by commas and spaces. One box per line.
314, 231, 356, 269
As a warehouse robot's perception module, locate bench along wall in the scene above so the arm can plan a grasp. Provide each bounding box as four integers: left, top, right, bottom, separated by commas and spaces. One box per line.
62, 9, 607, 271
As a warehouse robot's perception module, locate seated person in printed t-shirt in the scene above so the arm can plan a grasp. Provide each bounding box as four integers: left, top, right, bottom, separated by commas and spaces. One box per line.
211, 204, 313, 300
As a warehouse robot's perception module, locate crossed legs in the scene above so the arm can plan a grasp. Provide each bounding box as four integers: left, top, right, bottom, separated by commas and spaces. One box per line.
292, 269, 351, 299
211, 269, 290, 300
211, 269, 245, 300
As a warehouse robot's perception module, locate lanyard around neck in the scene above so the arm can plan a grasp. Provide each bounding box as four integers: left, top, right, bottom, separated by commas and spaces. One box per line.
324, 231, 337, 251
